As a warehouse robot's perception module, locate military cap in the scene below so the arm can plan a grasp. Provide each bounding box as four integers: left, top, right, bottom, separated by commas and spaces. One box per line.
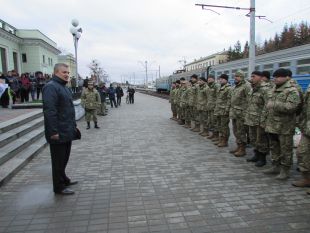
235, 70, 245, 78
273, 68, 290, 78
176, 80, 181, 84
261, 71, 270, 79
191, 74, 198, 79
180, 77, 185, 81
199, 77, 207, 82
219, 74, 229, 81
251, 71, 262, 76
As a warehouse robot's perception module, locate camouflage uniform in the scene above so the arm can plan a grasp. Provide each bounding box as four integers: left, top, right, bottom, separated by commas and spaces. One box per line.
188, 83, 199, 129
206, 82, 220, 137
214, 83, 232, 145
178, 85, 188, 124
180, 84, 191, 126
244, 81, 270, 165
229, 79, 252, 155
196, 84, 208, 133
169, 87, 177, 119
81, 88, 101, 124
264, 79, 301, 178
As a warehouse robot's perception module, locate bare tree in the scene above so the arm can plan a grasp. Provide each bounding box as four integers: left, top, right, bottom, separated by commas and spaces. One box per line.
88, 60, 108, 84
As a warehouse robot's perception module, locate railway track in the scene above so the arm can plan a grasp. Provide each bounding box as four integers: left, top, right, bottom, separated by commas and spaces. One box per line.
137, 89, 170, 100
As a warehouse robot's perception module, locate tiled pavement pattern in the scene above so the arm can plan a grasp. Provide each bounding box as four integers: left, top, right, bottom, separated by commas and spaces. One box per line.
0, 93, 310, 233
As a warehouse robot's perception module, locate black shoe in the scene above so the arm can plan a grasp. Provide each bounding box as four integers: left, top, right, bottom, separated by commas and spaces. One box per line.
94, 122, 100, 129
55, 188, 75, 195
86, 122, 90, 129
65, 181, 78, 186
247, 150, 259, 162
255, 153, 267, 167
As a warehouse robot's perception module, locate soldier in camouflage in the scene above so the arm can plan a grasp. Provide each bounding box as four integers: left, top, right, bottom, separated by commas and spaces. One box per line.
229, 70, 252, 157
292, 85, 310, 194
174, 80, 181, 121
244, 71, 270, 167
214, 74, 232, 147
169, 82, 177, 120
196, 77, 209, 136
263, 69, 301, 180
206, 74, 220, 140
188, 74, 199, 131
81, 81, 101, 129
177, 78, 187, 125
180, 80, 191, 127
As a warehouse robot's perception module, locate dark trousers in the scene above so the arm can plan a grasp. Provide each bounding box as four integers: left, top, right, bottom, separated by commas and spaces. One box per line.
110, 98, 117, 108
129, 94, 134, 104
20, 88, 29, 103
117, 96, 122, 106
0, 89, 9, 107
50, 142, 72, 192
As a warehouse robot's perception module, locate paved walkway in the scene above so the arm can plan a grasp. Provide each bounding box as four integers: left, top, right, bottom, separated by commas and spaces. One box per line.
0, 93, 310, 233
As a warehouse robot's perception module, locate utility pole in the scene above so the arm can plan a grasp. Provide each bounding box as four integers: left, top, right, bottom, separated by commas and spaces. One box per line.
196, 1, 270, 77
145, 61, 148, 87
249, 0, 255, 75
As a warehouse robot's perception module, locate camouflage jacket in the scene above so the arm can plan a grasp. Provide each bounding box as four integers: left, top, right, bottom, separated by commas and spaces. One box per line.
196, 84, 208, 111
244, 82, 269, 127
180, 86, 190, 108
214, 83, 232, 116
174, 87, 182, 106
188, 84, 198, 108
299, 86, 310, 136
81, 88, 101, 110
229, 80, 252, 119
206, 82, 220, 111
265, 80, 301, 135
169, 88, 176, 104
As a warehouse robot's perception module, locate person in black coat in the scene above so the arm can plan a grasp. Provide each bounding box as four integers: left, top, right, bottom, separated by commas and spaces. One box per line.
128, 86, 135, 104
108, 84, 117, 108
42, 63, 79, 195
115, 84, 124, 106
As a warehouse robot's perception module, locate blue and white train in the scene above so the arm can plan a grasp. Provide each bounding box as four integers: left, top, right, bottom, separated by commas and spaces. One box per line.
156, 44, 310, 92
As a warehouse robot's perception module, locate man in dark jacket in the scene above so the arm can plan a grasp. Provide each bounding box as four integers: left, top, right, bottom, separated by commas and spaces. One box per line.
115, 84, 124, 106
128, 86, 135, 104
108, 84, 117, 108
42, 63, 78, 195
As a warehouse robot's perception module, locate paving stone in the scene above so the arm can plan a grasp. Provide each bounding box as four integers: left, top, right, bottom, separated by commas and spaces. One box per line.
0, 93, 310, 233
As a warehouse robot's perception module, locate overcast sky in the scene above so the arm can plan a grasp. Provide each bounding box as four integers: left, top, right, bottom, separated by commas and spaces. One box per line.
1, 0, 310, 83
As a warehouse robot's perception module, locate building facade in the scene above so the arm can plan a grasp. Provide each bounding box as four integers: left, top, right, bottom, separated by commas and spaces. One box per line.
0, 19, 61, 75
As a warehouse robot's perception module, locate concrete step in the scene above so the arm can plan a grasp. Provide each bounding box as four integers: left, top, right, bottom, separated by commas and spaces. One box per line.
0, 137, 47, 186
0, 126, 45, 166
0, 116, 44, 148
0, 109, 43, 134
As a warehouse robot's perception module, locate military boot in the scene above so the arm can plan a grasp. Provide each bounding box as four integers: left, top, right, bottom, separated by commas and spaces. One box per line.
292, 172, 310, 187
190, 121, 195, 129
234, 143, 246, 157
247, 149, 259, 162
218, 137, 228, 147
200, 129, 209, 137
255, 153, 267, 167
94, 122, 100, 129
86, 122, 90, 130
263, 164, 280, 175
211, 132, 220, 142
229, 144, 240, 154
275, 166, 290, 180
191, 124, 200, 132
183, 121, 191, 128
307, 189, 310, 195
213, 135, 221, 145
178, 119, 185, 125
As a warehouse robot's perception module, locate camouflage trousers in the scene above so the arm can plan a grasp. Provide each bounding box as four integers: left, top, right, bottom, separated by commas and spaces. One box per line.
297, 134, 310, 172
248, 125, 269, 154
197, 110, 208, 128
268, 133, 294, 168
85, 109, 97, 122
190, 107, 198, 122
98, 102, 106, 115
171, 103, 177, 116
207, 110, 215, 131
218, 115, 230, 138
232, 118, 247, 144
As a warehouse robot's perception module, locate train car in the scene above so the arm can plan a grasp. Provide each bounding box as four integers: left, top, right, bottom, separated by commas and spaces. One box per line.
211, 44, 310, 91
155, 76, 172, 92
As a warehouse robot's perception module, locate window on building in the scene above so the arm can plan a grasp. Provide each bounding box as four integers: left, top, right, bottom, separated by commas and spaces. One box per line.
0, 47, 7, 74
264, 64, 273, 69
51, 58, 53, 66
43, 55, 45, 64
13, 52, 18, 73
279, 61, 290, 68
22, 53, 27, 63
296, 58, 310, 75
255, 66, 260, 70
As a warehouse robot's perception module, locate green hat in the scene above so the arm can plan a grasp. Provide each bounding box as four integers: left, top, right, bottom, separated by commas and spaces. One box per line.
235, 70, 245, 79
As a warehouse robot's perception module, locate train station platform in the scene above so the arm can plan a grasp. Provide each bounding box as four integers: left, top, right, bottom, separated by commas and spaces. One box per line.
0, 93, 310, 233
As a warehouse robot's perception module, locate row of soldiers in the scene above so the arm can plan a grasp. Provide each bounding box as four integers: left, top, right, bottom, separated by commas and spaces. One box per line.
169, 68, 310, 195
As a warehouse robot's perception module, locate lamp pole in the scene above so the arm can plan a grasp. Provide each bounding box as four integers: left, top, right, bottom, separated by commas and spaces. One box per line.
70, 19, 82, 80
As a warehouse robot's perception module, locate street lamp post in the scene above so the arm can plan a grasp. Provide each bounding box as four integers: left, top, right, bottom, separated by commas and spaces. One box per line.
70, 19, 82, 80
